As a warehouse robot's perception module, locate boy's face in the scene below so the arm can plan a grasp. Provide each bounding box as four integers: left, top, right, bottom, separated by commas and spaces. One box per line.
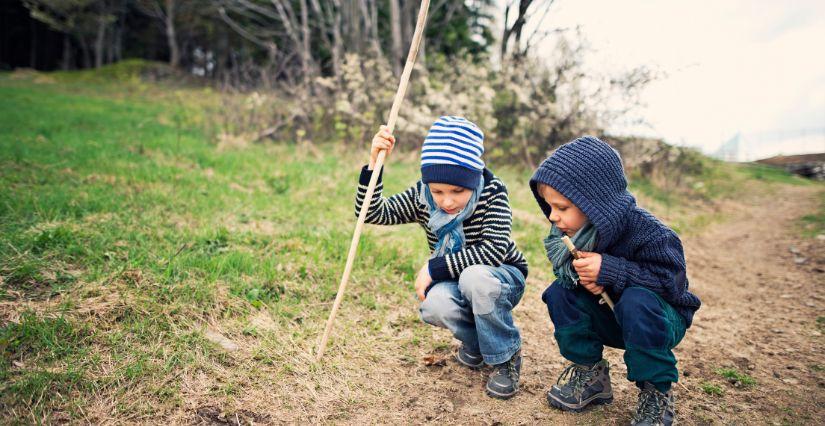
428, 182, 473, 215
538, 184, 587, 236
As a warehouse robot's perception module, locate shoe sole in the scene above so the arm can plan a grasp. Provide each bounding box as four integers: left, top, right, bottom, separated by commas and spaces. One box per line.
546, 392, 613, 412
486, 383, 518, 400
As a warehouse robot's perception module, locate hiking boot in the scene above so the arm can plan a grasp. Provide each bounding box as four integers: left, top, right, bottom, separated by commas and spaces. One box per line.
485, 350, 521, 399
455, 344, 484, 369
630, 382, 675, 426
546, 359, 612, 412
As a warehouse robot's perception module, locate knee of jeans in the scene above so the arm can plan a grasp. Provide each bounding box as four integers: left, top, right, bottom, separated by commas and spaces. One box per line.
419, 287, 455, 327
458, 265, 501, 315
615, 287, 668, 348
542, 281, 581, 328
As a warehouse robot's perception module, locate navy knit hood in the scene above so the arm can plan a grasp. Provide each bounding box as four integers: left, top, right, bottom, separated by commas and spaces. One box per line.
529, 136, 636, 251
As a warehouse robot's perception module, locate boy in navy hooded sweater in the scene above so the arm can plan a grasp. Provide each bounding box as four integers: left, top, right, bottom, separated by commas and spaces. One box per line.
529, 136, 700, 426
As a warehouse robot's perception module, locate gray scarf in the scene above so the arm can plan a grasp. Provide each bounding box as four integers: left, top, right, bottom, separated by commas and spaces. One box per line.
419, 176, 485, 257
543, 222, 598, 289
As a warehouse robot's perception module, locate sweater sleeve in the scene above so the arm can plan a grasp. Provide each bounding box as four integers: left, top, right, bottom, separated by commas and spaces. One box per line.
597, 231, 689, 302
428, 186, 513, 281
354, 165, 422, 225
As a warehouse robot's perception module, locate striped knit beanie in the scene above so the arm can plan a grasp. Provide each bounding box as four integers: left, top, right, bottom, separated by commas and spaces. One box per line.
420, 116, 485, 189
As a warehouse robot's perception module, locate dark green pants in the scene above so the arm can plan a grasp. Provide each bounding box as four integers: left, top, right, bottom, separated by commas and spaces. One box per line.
542, 283, 686, 390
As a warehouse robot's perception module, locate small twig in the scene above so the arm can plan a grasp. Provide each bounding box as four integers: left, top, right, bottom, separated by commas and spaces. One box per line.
561, 235, 615, 310
161, 242, 191, 271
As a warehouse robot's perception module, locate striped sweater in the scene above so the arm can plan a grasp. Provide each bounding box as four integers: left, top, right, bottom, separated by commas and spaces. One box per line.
355, 165, 528, 281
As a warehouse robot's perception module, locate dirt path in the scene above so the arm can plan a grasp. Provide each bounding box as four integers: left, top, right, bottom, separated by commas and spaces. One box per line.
182, 184, 823, 425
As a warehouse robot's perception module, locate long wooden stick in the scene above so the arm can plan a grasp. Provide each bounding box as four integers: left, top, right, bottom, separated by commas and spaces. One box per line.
561, 235, 615, 310
316, 0, 431, 362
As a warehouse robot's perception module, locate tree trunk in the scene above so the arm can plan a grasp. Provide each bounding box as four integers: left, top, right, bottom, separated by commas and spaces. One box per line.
348, 0, 362, 53
419, 31, 426, 63
114, 1, 126, 62
358, 0, 372, 54
61, 34, 72, 70
106, 24, 115, 64
79, 36, 92, 69
29, 19, 37, 69
501, 0, 532, 62
299, 0, 311, 90
331, 0, 342, 81
401, 0, 412, 51
114, 24, 122, 62
94, 14, 106, 68
165, 0, 180, 67
368, 0, 380, 55
389, 0, 402, 76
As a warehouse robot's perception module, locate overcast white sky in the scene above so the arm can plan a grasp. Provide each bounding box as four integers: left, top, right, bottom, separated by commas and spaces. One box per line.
507, 0, 825, 159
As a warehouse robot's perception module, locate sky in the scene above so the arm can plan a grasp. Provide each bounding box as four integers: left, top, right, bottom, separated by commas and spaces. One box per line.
508, 0, 825, 160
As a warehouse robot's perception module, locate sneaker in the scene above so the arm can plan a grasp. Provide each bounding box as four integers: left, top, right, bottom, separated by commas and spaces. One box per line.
630, 382, 675, 426
455, 344, 484, 369
485, 350, 521, 399
546, 359, 613, 412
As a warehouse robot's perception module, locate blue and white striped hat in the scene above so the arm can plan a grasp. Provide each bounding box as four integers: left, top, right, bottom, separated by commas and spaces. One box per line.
420, 116, 485, 189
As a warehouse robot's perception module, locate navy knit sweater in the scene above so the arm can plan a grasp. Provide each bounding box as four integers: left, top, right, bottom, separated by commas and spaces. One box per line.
529, 137, 701, 327
356, 166, 528, 281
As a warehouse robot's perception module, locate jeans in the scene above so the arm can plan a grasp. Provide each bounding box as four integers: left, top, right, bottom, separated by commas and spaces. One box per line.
542, 282, 687, 389
419, 264, 525, 365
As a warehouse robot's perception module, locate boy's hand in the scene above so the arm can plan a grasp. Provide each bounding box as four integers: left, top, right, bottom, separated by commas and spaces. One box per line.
579, 279, 605, 295
369, 126, 396, 170
415, 262, 432, 301
573, 251, 602, 284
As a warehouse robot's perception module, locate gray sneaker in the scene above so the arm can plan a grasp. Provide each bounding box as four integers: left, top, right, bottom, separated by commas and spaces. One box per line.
455, 344, 484, 369
546, 359, 613, 412
485, 350, 521, 399
630, 382, 675, 426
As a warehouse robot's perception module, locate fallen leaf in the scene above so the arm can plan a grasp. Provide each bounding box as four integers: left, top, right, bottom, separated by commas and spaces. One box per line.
423, 354, 447, 367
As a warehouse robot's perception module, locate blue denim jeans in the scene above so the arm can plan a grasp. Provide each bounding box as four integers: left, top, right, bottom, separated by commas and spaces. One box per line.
419, 264, 525, 365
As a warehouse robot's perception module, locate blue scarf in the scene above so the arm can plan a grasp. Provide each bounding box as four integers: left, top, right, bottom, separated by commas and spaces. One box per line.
543, 222, 598, 289
419, 176, 485, 257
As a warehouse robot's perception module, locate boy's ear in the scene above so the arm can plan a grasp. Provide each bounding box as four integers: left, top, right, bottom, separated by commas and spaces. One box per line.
529, 180, 554, 221
536, 183, 547, 198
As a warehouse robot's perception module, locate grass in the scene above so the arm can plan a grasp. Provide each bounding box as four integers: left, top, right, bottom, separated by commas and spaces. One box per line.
0, 64, 820, 421
0, 311, 90, 419
700, 381, 724, 396
716, 367, 757, 388
2, 66, 524, 420
741, 163, 812, 185
799, 191, 825, 237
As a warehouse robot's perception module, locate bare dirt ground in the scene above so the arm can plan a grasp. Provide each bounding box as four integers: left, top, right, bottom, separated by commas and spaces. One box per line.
179, 184, 823, 426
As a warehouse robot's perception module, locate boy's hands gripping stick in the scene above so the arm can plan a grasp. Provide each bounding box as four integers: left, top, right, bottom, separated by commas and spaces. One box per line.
561, 235, 615, 310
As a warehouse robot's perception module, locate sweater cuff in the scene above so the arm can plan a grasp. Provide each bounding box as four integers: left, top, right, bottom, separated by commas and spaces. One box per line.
359, 165, 384, 186
598, 254, 627, 292
428, 256, 452, 281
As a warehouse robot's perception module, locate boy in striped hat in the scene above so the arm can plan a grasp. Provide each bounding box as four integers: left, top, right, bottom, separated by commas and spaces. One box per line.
355, 116, 529, 399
